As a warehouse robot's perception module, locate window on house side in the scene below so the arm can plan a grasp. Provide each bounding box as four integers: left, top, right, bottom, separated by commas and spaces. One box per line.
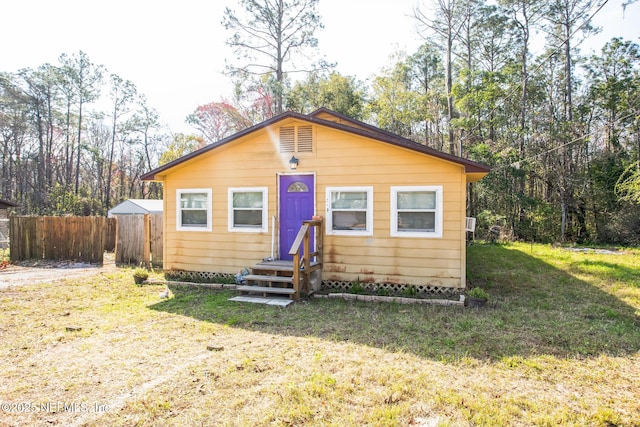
326, 187, 373, 236
228, 187, 268, 232
391, 186, 443, 238
177, 189, 212, 231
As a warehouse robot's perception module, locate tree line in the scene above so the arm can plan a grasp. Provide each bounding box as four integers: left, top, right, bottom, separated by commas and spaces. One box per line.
0, 51, 171, 216
2, 0, 639, 245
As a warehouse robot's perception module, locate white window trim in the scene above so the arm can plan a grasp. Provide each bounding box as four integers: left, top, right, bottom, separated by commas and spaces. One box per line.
326, 186, 374, 236
228, 187, 269, 233
390, 186, 443, 238
176, 188, 212, 232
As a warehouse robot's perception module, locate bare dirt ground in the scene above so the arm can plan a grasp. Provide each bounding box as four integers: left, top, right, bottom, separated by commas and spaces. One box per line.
0, 254, 116, 289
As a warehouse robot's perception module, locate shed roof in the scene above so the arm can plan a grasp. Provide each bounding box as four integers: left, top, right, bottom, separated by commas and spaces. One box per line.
0, 198, 19, 209
107, 199, 163, 217
141, 109, 490, 182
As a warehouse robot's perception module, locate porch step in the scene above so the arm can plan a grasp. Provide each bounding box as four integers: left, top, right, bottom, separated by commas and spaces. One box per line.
243, 274, 293, 284
252, 260, 295, 273
236, 285, 295, 295
252, 260, 320, 272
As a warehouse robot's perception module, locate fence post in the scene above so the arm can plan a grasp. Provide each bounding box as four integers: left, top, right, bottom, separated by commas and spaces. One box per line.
143, 214, 151, 268
8, 216, 18, 260
149, 214, 163, 268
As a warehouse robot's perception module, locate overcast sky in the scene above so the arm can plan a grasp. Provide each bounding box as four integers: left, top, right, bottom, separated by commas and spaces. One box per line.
2, 0, 638, 133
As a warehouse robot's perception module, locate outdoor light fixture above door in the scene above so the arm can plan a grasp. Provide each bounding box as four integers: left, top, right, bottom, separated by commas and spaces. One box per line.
289, 156, 299, 170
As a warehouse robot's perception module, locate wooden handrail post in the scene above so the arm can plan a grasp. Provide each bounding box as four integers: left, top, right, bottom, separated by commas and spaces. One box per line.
287, 219, 324, 300
292, 252, 300, 300
303, 230, 311, 294
316, 219, 323, 266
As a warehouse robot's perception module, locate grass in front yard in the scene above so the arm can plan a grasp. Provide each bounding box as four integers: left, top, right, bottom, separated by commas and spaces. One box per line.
0, 243, 639, 426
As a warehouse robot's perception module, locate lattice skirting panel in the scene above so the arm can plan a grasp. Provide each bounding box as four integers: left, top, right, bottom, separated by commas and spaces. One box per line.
164, 270, 235, 283
164, 270, 461, 296
321, 280, 460, 297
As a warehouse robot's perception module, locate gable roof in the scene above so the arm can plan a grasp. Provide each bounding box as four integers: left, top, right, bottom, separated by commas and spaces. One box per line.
141, 109, 490, 182
107, 199, 163, 217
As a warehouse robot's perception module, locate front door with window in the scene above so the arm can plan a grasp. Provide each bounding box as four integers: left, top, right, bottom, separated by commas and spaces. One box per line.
279, 174, 314, 260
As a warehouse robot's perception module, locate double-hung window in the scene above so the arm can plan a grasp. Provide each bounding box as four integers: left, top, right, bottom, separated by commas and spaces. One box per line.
177, 189, 212, 231
326, 187, 373, 236
228, 187, 268, 232
391, 186, 442, 238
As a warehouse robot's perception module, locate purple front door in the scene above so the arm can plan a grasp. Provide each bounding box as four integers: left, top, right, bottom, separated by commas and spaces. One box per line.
279, 174, 315, 260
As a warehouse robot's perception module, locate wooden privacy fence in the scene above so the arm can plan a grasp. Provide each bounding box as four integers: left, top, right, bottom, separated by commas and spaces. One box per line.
115, 214, 163, 267
104, 218, 116, 252
9, 216, 116, 263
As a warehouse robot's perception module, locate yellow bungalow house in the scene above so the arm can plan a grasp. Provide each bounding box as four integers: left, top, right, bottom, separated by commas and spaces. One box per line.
141, 108, 489, 300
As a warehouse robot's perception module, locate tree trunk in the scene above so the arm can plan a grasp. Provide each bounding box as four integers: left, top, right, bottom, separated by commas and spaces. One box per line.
65, 99, 73, 191
75, 101, 83, 194
446, 26, 455, 155
105, 105, 117, 211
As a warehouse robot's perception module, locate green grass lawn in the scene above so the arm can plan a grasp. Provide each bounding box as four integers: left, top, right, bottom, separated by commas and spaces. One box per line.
1, 242, 639, 426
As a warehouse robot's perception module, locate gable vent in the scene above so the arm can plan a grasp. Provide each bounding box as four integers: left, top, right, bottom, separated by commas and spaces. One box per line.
279, 126, 295, 152
297, 125, 313, 152
279, 125, 314, 153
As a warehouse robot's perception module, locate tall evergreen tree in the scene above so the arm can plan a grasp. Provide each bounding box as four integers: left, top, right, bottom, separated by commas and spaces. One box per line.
57, 51, 104, 194
222, 0, 326, 115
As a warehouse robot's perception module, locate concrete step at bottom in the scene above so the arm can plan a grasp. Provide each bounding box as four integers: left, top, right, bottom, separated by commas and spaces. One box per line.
228, 296, 294, 307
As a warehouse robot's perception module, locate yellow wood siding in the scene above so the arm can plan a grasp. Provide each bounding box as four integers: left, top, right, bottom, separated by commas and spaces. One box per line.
159, 118, 468, 288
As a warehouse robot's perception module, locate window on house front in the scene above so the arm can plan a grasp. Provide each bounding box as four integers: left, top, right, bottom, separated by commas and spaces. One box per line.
228, 187, 268, 232
288, 181, 309, 192
326, 187, 373, 236
177, 189, 212, 231
391, 186, 442, 238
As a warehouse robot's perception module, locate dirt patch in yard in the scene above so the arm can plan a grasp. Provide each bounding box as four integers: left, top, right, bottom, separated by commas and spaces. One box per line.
0, 254, 117, 289
563, 246, 627, 255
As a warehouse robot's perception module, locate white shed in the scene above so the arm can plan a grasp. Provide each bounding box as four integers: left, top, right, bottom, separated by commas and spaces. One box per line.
107, 199, 163, 218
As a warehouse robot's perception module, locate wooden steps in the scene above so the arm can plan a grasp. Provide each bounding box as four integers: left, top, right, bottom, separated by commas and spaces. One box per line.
251, 262, 294, 272
235, 259, 323, 301
236, 261, 296, 300
236, 285, 295, 295
242, 274, 293, 284
233, 218, 324, 305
